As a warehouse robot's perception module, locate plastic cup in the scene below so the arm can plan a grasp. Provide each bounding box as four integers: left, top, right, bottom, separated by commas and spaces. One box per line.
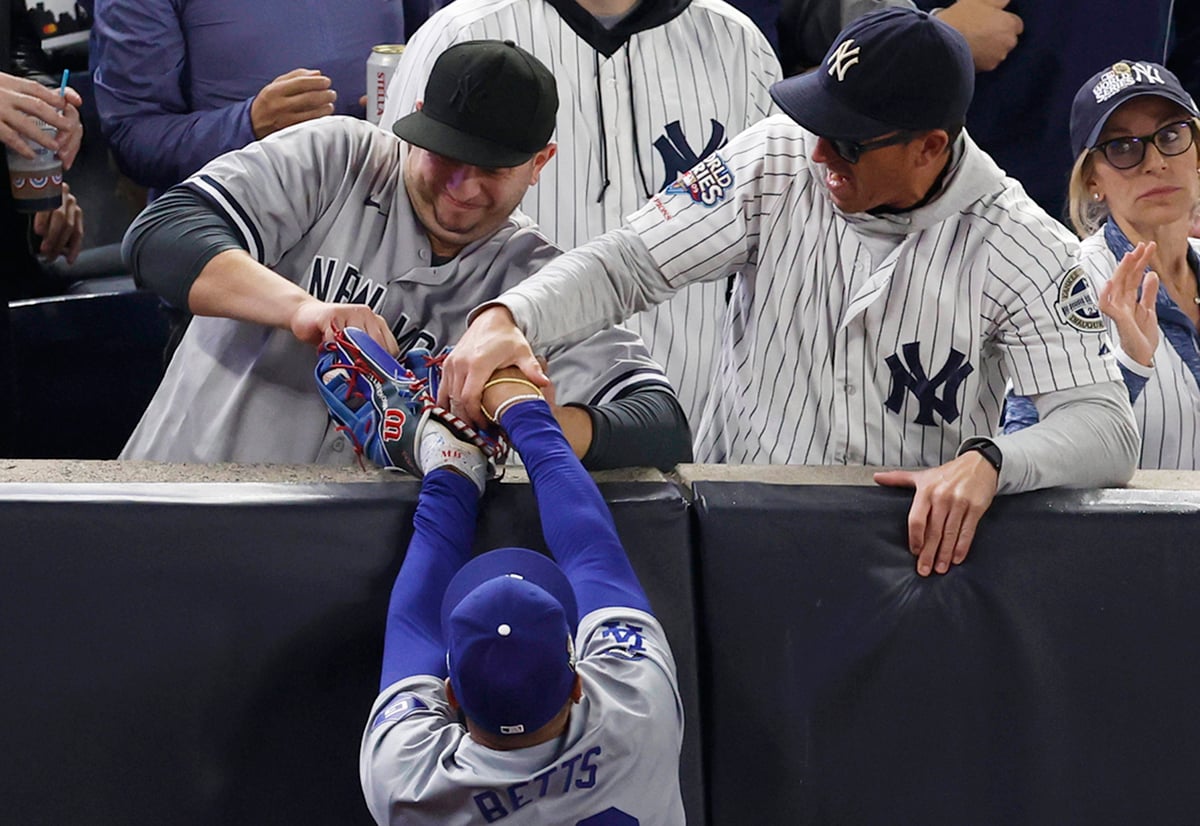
6, 119, 63, 214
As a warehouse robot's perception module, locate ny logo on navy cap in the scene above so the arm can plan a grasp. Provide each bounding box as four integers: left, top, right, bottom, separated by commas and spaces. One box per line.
769, 7, 974, 143
826, 39, 862, 82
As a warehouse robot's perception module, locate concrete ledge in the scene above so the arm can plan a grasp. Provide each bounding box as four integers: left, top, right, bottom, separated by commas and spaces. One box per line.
676, 464, 1200, 491
0, 460, 1195, 491
0, 460, 670, 485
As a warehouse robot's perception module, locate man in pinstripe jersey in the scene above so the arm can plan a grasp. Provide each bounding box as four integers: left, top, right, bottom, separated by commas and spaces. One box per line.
441, 9, 1140, 577
380, 0, 783, 431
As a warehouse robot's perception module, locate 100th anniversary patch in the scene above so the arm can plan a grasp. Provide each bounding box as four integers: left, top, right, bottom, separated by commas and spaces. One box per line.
1054, 266, 1105, 332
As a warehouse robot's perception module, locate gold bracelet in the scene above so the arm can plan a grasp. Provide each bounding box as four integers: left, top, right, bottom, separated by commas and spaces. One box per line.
486, 393, 544, 424
482, 376, 544, 395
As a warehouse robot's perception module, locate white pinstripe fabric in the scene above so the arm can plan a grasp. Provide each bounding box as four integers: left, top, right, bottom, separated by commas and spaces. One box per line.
381, 0, 782, 426
1077, 231, 1200, 469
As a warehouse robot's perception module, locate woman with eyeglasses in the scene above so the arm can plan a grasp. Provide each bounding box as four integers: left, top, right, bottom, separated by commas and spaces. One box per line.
1005, 61, 1200, 469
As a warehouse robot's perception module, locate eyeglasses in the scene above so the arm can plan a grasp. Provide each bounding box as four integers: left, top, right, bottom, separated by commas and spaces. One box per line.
1091, 120, 1197, 169
827, 131, 919, 164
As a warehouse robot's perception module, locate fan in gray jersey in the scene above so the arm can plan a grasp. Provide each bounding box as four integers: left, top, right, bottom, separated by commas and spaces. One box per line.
379, 0, 783, 433
118, 39, 691, 471
440, 9, 1141, 577
360, 375, 684, 825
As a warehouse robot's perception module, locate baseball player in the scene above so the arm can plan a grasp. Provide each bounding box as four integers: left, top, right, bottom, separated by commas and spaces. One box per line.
360, 373, 684, 824
119, 40, 691, 470
1005, 61, 1200, 470
378, 0, 783, 430
439, 9, 1140, 576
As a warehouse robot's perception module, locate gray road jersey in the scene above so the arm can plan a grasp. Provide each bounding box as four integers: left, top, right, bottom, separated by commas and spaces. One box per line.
360, 607, 684, 826
121, 117, 669, 464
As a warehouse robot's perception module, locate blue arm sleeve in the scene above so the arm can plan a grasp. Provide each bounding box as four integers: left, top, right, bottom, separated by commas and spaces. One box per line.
379, 471, 480, 690
1002, 392, 1040, 433
93, 0, 256, 192
500, 399, 653, 618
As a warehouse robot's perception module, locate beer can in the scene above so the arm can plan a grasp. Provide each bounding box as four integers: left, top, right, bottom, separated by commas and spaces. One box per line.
367, 44, 406, 126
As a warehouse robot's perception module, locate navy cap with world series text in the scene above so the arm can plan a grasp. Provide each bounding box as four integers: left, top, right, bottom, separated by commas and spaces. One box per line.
1069, 60, 1200, 158
768, 7, 974, 142
392, 39, 558, 168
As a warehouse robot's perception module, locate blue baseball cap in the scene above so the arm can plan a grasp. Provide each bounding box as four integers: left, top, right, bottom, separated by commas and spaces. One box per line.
1069, 60, 1200, 158
441, 547, 580, 737
770, 7, 973, 142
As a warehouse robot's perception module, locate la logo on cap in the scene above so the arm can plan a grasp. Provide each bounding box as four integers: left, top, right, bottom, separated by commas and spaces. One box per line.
827, 39, 861, 82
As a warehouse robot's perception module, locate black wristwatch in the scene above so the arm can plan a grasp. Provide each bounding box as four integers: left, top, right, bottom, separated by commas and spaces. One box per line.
959, 437, 1003, 473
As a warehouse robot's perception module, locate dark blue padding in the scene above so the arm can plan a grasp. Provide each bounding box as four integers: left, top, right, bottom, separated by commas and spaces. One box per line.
0, 478, 703, 826
694, 482, 1200, 826
8, 290, 168, 458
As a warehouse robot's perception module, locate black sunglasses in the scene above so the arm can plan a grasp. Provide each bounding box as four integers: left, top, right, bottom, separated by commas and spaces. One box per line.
827, 131, 919, 164
1091, 120, 1197, 170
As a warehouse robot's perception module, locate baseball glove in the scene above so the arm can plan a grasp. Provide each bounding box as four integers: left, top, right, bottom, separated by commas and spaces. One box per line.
315, 328, 507, 475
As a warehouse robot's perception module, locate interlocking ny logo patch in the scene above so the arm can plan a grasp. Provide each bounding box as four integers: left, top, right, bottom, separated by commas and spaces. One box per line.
654, 119, 726, 190
884, 342, 974, 426
827, 39, 861, 82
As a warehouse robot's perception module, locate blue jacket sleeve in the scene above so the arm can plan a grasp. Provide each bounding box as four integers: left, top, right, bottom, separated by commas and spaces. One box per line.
92, 0, 256, 192
500, 399, 653, 619
379, 471, 480, 690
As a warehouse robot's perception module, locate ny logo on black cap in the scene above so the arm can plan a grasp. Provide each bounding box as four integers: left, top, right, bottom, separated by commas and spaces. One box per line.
450, 73, 483, 113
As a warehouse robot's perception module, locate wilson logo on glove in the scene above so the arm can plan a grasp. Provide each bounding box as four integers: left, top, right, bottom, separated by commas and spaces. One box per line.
314, 327, 508, 477
381, 408, 407, 442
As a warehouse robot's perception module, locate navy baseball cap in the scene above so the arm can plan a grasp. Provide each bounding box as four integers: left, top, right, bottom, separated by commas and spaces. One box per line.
1069, 60, 1200, 158
393, 39, 558, 168
441, 547, 580, 737
770, 7, 973, 141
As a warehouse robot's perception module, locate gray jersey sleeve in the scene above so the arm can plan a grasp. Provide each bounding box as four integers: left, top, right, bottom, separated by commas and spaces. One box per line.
497, 226, 684, 351
181, 116, 395, 271
360, 675, 463, 824
543, 319, 674, 403
575, 607, 682, 716
992, 379, 1139, 494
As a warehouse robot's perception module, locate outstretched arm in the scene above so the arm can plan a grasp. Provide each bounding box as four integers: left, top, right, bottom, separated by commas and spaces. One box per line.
378, 470, 480, 690
122, 186, 398, 352
442, 227, 680, 426
482, 375, 652, 618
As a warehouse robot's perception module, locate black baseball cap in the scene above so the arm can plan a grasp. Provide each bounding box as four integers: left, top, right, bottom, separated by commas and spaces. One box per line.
1069, 60, 1200, 158
393, 39, 558, 168
769, 7, 973, 142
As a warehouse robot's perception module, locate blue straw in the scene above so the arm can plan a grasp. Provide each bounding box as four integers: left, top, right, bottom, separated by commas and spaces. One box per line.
59, 69, 69, 97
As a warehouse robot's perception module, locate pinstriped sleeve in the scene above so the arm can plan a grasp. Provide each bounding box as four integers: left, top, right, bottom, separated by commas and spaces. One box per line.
627, 116, 794, 287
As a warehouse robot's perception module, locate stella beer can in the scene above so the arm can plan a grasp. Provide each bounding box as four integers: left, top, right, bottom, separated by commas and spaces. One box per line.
367, 44, 405, 125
